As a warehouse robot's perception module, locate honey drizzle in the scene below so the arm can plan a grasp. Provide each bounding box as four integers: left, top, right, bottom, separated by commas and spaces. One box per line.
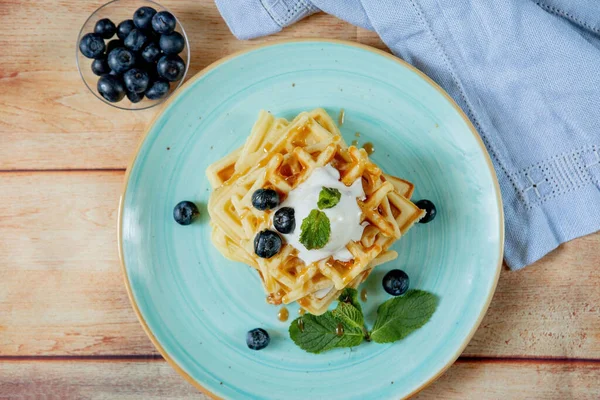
338, 109, 345, 126
335, 323, 344, 337
278, 307, 289, 322
362, 142, 375, 155
360, 288, 368, 302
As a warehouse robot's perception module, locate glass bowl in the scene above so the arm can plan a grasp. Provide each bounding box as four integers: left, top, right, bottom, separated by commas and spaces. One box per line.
76, 0, 190, 110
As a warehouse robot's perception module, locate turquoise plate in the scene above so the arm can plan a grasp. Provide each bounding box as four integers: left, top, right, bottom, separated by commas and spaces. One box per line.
119, 40, 504, 399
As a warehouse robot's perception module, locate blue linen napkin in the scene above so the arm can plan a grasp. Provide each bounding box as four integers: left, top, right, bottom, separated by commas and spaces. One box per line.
215, 0, 600, 269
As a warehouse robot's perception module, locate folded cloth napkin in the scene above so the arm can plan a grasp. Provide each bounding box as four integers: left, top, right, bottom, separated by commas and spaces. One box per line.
215, 0, 600, 269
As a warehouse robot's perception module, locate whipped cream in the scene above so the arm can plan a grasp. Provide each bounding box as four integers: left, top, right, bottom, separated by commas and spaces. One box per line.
275, 164, 366, 264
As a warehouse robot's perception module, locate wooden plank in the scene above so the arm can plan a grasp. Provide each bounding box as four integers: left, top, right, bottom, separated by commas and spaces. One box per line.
0, 1, 364, 171
1, 171, 599, 357
0, 359, 598, 399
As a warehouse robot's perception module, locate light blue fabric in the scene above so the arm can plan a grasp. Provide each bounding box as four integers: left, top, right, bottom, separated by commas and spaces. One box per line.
215, 0, 600, 269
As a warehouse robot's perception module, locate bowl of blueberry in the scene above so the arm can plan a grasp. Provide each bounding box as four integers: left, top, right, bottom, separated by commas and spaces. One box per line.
76, 0, 189, 110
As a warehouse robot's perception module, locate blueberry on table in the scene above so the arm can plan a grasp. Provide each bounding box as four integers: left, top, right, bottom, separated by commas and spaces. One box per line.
382, 269, 410, 296
94, 18, 116, 39
415, 199, 437, 224
91, 58, 110, 76
246, 328, 270, 350
141, 42, 161, 63
124, 29, 149, 52
251, 189, 280, 211
123, 68, 150, 94
152, 11, 176, 34
173, 201, 199, 225
254, 230, 282, 259
133, 6, 157, 30
274, 207, 295, 234
106, 39, 123, 55
145, 80, 170, 100
126, 90, 144, 103
159, 31, 185, 54
157, 55, 185, 82
117, 19, 135, 40
79, 33, 106, 59
97, 75, 125, 103
107, 47, 136, 74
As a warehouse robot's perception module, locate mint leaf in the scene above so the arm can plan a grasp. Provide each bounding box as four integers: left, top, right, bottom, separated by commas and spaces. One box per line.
332, 301, 364, 329
338, 288, 362, 313
289, 310, 364, 354
299, 209, 330, 250
370, 290, 438, 344
318, 187, 341, 209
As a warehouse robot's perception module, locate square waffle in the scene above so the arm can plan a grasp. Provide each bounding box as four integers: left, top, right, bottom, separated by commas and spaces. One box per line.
207, 109, 425, 315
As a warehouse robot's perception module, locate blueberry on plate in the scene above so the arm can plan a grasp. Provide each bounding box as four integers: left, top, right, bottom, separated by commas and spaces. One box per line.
145, 80, 170, 100
152, 11, 176, 34
415, 199, 436, 223
251, 188, 280, 211
133, 6, 157, 30
117, 19, 135, 40
159, 31, 185, 54
157, 54, 185, 82
254, 230, 282, 259
124, 29, 149, 52
107, 47, 136, 74
126, 90, 144, 103
79, 33, 106, 59
106, 39, 123, 55
94, 18, 116, 39
246, 328, 270, 350
141, 42, 161, 63
91, 58, 110, 76
273, 207, 295, 234
97, 75, 125, 103
173, 201, 199, 225
382, 269, 409, 296
123, 68, 150, 94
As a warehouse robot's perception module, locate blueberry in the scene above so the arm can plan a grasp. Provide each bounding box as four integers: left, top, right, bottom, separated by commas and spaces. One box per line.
159, 31, 185, 54
123, 68, 150, 94
106, 39, 123, 54
145, 80, 170, 100
382, 269, 409, 296
254, 230, 282, 259
141, 42, 161, 63
415, 199, 436, 223
97, 75, 125, 103
126, 90, 144, 103
94, 18, 116, 39
91, 58, 110, 76
133, 6, 157, 30
79, 33, 106, 59
107, 47, 136, 74
246, 328, 270, 350
273, 207, 295, 234
117, 19, 135, 41
124, 29, 148, 52
173, 201, 199, 225
152, 11, 176, 34
157, 55, 185, 82
251, 189, 279, 211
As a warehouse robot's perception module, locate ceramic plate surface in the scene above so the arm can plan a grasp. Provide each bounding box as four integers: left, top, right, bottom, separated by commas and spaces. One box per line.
119, 40, 503, 400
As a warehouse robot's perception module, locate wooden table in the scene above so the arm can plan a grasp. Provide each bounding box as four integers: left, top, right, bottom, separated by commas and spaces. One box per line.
1, 1, 599, 398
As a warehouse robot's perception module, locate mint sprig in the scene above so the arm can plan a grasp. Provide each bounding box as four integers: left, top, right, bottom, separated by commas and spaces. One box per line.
299, 209, 330, 250
289, 289, 438, 353
318, 187, 341, 209
289, 302, 363, 354
370, 290, 438, 343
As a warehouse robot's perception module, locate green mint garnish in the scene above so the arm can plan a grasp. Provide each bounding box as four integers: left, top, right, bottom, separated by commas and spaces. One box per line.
370, 290, 438, 343
338, 287, 362, 313
288, 289, 438, 353
299, 209, 330, 250
289, 293, 364, 354
317, 187, 341, 209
